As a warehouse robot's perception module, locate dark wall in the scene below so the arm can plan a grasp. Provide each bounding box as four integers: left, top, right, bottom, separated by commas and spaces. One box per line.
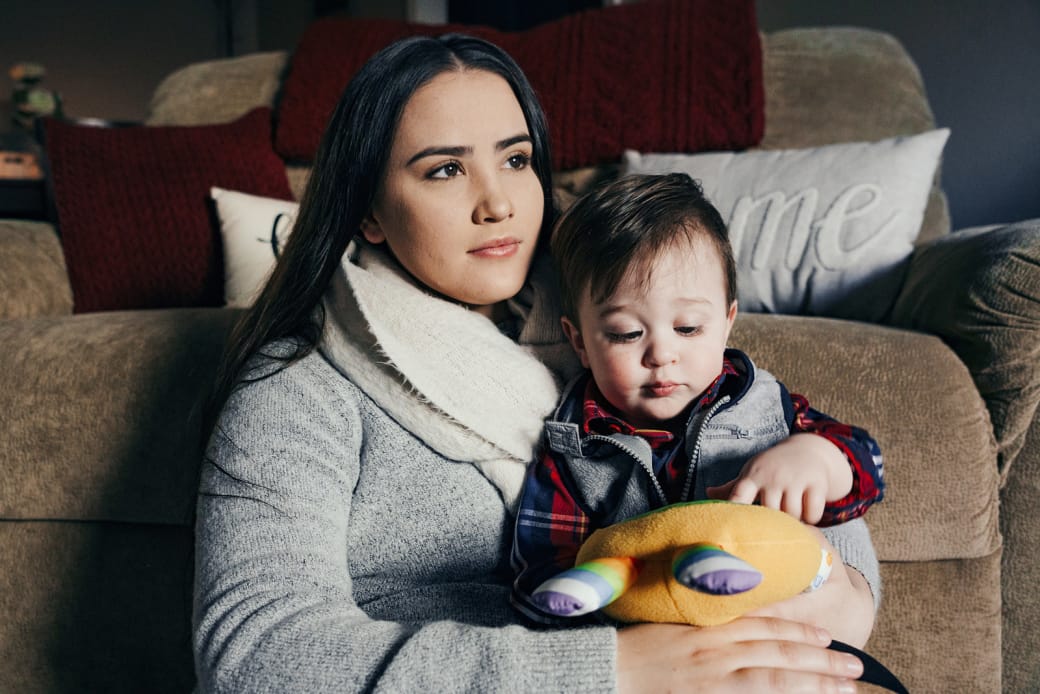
757, 0, 1040, 229
0, 0, 330, 128
2, 1, 1036, 229
449, 0, 598, 31
0, 0, 224, 126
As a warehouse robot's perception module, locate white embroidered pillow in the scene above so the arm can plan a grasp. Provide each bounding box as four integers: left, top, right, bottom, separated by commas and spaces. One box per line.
621, 129, 950, 321
210, 187, 299, 308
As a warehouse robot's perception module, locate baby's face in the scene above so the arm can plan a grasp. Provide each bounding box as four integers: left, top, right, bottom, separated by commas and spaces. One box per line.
563, 238, 736, 428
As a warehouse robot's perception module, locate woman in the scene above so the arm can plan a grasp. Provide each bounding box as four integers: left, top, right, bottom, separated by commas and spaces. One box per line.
194, 34, 873, 692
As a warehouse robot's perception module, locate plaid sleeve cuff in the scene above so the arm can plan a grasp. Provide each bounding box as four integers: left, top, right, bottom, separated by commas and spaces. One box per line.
789, 393, 885, 526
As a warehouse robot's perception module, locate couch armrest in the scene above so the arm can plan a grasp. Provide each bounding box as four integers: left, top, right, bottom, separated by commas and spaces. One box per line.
0, 219, 73, 319
889, 219, 1040, 481
1001, 406, 1040, 693
0, 308, 238, 524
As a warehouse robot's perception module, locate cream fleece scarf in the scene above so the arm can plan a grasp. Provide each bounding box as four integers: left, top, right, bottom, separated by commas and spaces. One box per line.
320, 240, 580, 511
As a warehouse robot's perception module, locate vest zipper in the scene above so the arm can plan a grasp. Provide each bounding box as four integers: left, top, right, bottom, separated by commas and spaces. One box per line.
680, 395, 731, 503
583, 434, 670, 507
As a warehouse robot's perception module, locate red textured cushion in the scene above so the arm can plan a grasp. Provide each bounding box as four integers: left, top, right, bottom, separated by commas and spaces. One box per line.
43, 108, 293, 313
275, 0, 763, 170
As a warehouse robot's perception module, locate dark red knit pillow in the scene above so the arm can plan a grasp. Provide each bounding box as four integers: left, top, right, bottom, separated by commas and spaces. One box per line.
274, 0, 763, 170
43, 108, 293, 313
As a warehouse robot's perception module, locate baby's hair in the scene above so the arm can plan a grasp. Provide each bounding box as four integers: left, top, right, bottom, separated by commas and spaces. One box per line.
551, 173, 735, 320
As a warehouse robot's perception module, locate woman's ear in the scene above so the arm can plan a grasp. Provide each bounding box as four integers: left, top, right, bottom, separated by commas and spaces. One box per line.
561, 316, 591, 369
359, 215, 385, 245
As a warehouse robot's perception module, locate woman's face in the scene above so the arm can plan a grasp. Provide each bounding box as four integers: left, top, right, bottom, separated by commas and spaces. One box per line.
362, 69, 545, 317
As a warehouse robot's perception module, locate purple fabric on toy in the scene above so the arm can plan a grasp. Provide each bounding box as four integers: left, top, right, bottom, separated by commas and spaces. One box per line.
674, 545, 763, 595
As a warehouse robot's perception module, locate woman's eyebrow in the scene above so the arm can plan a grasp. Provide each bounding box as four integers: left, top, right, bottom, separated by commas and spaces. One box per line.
405, 134, 532, 166
407, 145, 469, 166
496, 133, 532, 150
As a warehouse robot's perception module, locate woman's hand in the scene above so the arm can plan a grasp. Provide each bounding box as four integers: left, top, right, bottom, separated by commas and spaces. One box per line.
616, 618, 862, 693
747, 527, 875, 648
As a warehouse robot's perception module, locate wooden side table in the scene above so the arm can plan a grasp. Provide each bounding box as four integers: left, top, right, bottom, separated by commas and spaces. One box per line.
0, 177, 47, 220
1, 139, 47, 220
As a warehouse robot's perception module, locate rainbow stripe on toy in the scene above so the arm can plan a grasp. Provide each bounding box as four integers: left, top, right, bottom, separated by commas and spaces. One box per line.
532, 557, 641, 616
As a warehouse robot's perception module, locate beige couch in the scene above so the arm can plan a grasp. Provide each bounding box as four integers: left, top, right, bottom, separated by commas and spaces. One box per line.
2, 27, 1038, 693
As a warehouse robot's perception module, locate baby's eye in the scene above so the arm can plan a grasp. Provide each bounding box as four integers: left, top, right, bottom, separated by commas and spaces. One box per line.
505, 152, 531, 170
676, 326, 702, 336
428, 161, 463, 179
606, 330, 642, 343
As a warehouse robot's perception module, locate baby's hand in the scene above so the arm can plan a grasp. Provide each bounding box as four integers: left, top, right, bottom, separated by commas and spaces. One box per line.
705, 433, 853, 524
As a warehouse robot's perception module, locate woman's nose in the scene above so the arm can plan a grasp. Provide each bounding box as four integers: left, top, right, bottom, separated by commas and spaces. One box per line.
472, 174, 513, 224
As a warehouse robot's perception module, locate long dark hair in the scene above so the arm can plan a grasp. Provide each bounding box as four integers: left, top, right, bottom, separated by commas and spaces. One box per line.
202, 34, 555, 443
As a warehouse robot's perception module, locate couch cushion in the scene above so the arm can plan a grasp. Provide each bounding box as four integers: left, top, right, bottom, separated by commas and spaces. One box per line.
0, 522, 194, 692
0, 308, 238, 525
0, 307, 1000, 565
731, 313, 1001, 563
760, 28, 935, 149
0, 219, 73, 319
760, 28, 950, 244
274, 0, 764, 169
147, 51, 288, 127
870, 551, 1002, 694
42, 108, 293, 312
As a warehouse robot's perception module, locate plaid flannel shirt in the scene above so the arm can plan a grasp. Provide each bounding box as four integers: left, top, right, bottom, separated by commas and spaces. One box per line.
511, 351, 884, 619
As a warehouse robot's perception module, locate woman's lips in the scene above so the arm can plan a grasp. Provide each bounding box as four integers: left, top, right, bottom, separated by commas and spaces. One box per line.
469, 238, 520, 258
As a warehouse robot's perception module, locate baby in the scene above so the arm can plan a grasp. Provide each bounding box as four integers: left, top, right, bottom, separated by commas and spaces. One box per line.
511, 173, 884, 621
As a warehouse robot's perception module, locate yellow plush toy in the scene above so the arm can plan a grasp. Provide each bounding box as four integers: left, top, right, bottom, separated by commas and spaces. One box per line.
531, 500, 909, 693
532, 499, 831, 626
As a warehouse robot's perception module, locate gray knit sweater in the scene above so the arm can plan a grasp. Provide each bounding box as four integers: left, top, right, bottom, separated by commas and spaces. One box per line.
193, 349, 616, 693
194, 345, 879, 692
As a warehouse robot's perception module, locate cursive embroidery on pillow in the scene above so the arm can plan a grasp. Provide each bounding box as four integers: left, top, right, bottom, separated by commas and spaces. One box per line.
621, 129, 949, 321
211, 187, 300, 307
731, 184, 898, 272
260, 211, 296, 260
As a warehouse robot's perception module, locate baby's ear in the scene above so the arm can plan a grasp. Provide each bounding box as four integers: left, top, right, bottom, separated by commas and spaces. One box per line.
724, 300, 738, 340
560, 316, 591, 369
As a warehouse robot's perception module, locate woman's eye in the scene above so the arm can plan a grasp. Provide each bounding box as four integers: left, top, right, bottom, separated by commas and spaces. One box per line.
505, 152, 531, 170
606, 330, 642, 343
676, 326, 701, 336
428, 161, 462, 179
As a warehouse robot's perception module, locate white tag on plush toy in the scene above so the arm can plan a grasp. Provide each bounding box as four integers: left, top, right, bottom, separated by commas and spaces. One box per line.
806, 549, 833, 592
